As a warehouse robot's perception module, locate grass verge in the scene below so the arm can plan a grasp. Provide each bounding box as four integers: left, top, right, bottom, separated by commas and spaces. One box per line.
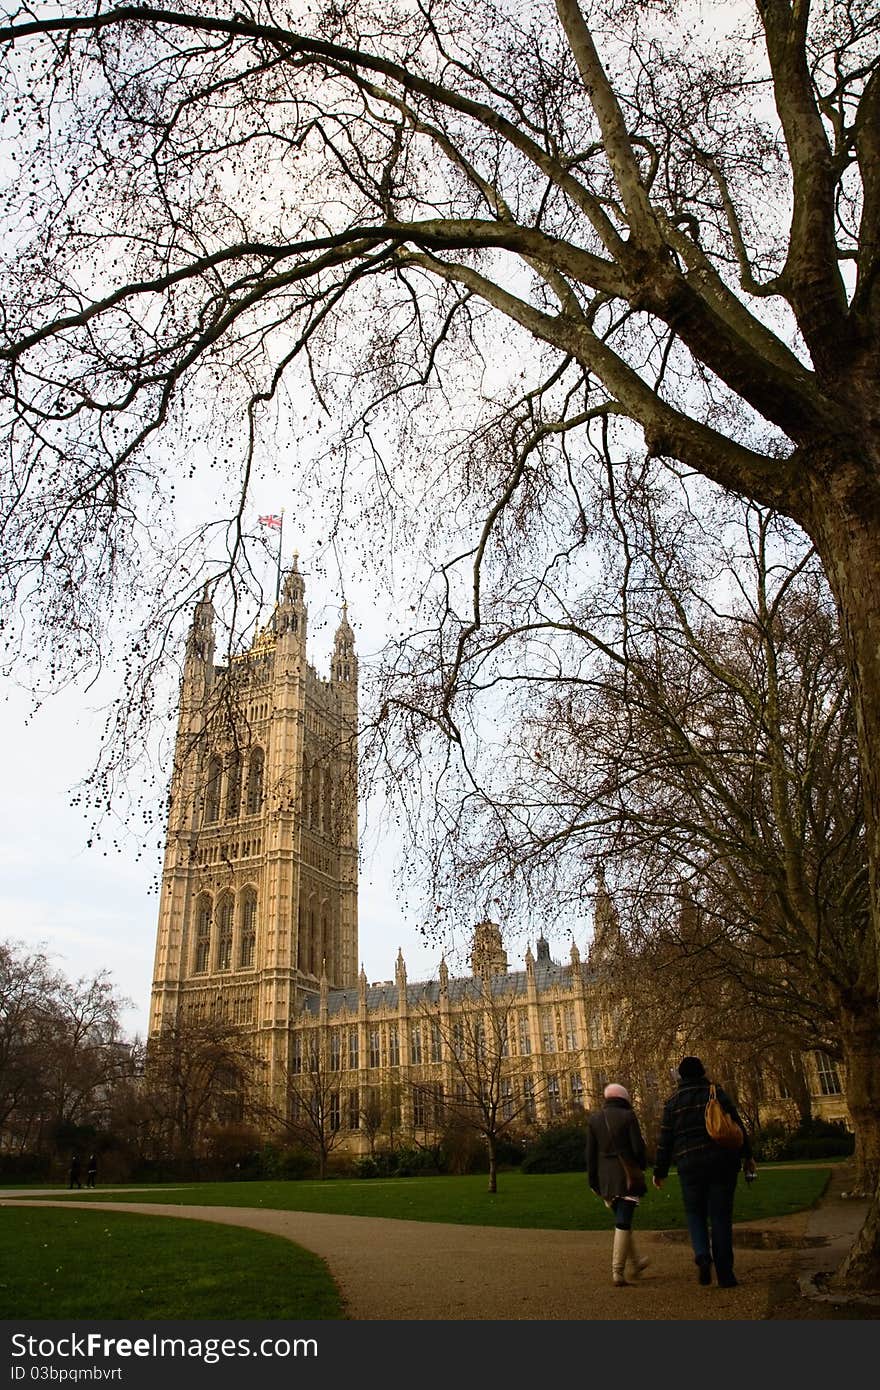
0, 1207, 345, 1319
20, 1165, 831, 1230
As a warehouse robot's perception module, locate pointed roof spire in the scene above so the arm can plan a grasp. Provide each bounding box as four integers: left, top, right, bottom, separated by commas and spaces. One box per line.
332, 598, 357, 683
186, 583, 215, 664
276, 551, 307, 639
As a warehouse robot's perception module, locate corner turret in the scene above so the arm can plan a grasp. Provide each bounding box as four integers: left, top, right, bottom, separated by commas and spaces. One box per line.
331, 601, 357, 685
275, 553, 307, 641
185, 584, 215, 669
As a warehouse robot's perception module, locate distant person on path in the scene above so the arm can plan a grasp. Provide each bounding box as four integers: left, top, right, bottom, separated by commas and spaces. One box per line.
586, 1082, 650, 1287
68, 1153, 82, 1189
86, 1153, 97, 1188
652, 1055, 756, 1288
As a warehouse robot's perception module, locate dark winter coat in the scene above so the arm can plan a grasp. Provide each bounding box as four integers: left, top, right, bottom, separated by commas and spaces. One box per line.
585, 1097, 648, 1201
653, 1077, 752, 1180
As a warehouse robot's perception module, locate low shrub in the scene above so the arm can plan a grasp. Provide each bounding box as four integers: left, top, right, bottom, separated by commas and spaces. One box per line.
0, 1152, 53, 1183
354, 1146, 442, 1178
752, 1117, 854, 1162
521, 1122, 588, 1174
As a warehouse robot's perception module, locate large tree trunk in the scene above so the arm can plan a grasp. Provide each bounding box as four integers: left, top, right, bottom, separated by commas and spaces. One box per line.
838, 1006, 880, 1196
806, 456, 880, 1288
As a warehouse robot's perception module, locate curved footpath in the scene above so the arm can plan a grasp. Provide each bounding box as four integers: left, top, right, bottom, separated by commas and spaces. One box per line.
3, 1165, 878, 1321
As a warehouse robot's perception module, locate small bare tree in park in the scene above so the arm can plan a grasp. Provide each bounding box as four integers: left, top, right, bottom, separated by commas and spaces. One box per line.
266, 1036, 349, 1180
412, 976, 544, 1193
142, 1013, 261, 1168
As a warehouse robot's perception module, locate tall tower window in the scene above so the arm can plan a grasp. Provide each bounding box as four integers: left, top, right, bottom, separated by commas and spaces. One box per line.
310, 763, 320, 827
226, 752, 242, 820
204, 756, 222, 824
239, 890, 257, 968
246, 747, 264, 814
194, 895, 212, 973
322, 768, 332, 833
216, 895, 234, 972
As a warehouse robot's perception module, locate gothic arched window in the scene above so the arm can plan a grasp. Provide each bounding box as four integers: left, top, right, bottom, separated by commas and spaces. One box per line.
322, 768, 332, 834
194, 895, 212, 973
204, 755, 222, 824
246, 747, 264, 814
216, 895, 234, 971
302, 760, 311, 827
239, 889, 257, 968
225, 751, 242, 820
309, 763, 320, 828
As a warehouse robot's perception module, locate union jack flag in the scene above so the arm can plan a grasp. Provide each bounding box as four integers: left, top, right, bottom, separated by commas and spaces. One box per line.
258, 514, 282, 529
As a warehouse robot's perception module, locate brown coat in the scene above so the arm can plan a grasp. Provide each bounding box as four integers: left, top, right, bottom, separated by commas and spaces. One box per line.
585, 1099, 648, 1201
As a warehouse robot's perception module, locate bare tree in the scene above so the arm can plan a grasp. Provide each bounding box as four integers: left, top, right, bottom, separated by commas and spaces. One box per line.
1, 0, 879, 1282
413, 975, 544, 1192
267, 1042, 349, 1179
0, 942, 62, 1149
407, 499, 876, 1188
359, 1085, 386, 1159
0, 940, 133, 1155
142, 1013, 261, 1166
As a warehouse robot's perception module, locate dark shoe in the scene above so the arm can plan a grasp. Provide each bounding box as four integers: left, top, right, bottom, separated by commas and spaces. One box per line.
695, 1255, 712, 1285
716, 1273, 738, 1288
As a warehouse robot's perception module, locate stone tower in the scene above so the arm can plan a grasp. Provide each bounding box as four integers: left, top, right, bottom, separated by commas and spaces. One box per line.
148, 559, 358, 1093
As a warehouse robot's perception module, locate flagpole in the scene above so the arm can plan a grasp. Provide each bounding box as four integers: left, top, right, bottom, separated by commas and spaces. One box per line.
275, 509, 284, 603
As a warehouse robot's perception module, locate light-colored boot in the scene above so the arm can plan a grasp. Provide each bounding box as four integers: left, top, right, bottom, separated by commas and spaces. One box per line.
627, 1236, 650, 1280
612, 1228, 631, 1286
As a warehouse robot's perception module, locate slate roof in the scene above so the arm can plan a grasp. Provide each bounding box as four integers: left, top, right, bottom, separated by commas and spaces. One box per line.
299, 955, 595, 1018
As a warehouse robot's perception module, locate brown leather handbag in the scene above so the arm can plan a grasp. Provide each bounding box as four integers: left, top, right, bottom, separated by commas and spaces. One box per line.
705, 1083, 744, 1150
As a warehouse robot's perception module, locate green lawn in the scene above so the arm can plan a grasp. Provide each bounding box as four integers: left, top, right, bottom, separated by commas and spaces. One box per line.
0, 1207, 345, 1320
22, 1164, 831, 1231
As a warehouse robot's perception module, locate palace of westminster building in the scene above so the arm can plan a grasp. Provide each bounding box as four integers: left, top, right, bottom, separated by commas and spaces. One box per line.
149, 562, 851, 1151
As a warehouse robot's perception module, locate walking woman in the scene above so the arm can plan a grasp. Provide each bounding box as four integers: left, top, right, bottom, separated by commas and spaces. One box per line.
586, 1082, 650, 1287
652, 1056, 755, 1287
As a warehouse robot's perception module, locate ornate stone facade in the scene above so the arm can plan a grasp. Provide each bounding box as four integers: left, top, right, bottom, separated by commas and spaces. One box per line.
149, 561, 358, 1103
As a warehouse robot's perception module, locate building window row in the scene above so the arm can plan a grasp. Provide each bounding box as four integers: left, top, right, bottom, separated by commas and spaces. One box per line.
302, 759, 335, 836
192, 888, 258, 975
204, 747, 264, 825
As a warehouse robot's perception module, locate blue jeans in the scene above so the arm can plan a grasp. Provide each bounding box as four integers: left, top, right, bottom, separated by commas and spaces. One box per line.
677, 1167, 738, 1277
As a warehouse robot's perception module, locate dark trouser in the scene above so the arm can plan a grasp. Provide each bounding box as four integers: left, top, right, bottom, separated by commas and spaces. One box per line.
677, 1167, 738, 1278
611, 1197, 637, 1230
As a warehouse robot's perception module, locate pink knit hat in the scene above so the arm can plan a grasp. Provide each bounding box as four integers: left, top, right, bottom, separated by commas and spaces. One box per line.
604, 1082, 630, 1102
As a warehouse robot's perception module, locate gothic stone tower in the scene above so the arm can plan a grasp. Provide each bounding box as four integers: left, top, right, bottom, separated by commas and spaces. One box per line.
149, 559, 358, 1097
